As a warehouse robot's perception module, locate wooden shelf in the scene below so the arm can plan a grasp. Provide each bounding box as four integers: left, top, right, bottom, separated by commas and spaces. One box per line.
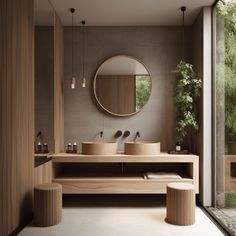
52, 153, 199, 194
53, 175, 194, 194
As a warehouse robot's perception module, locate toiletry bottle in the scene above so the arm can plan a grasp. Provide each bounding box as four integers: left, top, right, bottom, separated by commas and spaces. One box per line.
66, 143, 72, 153
43, 143, 48, 153
37, 142, 42, 153
175, 142, 181, 152
73, 142, 77, 153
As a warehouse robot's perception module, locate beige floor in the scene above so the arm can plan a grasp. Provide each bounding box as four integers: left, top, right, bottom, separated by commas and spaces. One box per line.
19, 203, 224, 236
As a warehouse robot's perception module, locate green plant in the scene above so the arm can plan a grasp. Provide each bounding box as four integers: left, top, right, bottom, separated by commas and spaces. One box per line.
225, 192, 236, 208
135, 75, 151, 110
175, 61, 202, 145
216, 1, 236, 141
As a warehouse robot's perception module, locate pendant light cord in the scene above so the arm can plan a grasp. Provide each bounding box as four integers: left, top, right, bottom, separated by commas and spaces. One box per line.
181, 6, 186, 61
71, 8, 75, 78
81, 21, 85, 79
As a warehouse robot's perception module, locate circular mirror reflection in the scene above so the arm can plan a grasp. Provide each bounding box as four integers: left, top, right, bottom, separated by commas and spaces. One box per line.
94, 55, 152, 116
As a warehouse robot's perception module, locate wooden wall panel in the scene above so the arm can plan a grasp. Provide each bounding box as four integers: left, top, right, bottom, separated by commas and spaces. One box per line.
96, 75, 136, 114
54, 14, 64, 153
0, 0, 34, 235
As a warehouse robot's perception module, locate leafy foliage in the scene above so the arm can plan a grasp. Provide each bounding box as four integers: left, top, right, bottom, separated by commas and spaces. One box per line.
136, 75, 151, 110
216, 1, 236, 139
175, 61, 202, 144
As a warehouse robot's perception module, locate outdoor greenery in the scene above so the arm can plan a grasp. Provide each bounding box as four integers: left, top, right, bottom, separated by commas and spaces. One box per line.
225, 192, 236, 208
217, 1, 236, 140
175, 61, 202, 145
135, 75, 151, 110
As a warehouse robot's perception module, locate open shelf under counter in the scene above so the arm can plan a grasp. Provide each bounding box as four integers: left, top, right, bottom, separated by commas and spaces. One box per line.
52, 153, 199, 194
53, 174, 194, 194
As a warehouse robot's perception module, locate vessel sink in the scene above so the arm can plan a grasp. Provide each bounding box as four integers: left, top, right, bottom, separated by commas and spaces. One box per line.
82, 142, 118, 155
124, 141, 161, 155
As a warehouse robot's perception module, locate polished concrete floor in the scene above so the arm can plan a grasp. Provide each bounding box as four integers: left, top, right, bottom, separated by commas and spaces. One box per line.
19, 195, 225, 236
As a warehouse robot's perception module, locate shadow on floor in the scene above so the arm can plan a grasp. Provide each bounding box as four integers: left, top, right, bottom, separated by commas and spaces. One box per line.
63, 194, 166, 208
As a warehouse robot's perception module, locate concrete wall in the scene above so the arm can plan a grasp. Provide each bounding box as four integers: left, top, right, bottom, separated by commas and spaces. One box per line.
64, 26, 192, 152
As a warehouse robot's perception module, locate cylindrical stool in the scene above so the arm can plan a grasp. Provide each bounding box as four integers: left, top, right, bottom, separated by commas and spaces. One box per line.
34, 183, 62, 226
166, 182, 195, 226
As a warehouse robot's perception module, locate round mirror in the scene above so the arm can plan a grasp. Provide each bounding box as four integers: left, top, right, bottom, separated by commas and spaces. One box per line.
93, 55, 152, 117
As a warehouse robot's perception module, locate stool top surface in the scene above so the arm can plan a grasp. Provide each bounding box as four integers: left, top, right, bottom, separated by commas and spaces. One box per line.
167, 182, 194, 190
35, 183, 62, 191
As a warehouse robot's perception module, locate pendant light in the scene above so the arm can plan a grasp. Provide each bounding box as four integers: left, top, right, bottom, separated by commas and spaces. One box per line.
181, 6, 186, 61
70, 8, 76, 89
171, 6, 186, 73
81, 20, 86, 88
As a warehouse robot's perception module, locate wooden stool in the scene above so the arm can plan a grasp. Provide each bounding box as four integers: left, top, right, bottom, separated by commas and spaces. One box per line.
166, 182, 195, 226
34, 183, 62, 226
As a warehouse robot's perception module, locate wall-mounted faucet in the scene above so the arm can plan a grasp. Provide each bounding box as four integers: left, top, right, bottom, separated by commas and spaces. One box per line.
115, 130, 122, 138
100, 131, 103, 138
123, 130, 130, 138
36, 131, 42, 139
134, 131, 140, 141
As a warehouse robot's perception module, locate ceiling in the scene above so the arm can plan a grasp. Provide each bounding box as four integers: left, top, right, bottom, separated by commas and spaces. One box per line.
35, 0, 215, 26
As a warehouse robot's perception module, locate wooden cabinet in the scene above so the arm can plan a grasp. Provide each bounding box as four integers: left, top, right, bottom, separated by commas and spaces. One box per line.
52, 153, 199, 194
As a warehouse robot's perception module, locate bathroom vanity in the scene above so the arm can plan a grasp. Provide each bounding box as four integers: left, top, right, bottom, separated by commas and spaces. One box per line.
52, 153, 199, 194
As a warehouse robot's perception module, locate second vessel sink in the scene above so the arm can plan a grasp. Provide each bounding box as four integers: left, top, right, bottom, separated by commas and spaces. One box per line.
125, 141, 161, 155
82, 142, 118, 155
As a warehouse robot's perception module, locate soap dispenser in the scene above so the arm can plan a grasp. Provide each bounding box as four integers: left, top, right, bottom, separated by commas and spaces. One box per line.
66, 143, 72, 153
37, 141, 42, 153
73, 142, 77, 153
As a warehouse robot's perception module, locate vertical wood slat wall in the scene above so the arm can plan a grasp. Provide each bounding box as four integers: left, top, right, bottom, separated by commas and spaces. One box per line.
0, 0, 34, 235
54, 14, 64, 153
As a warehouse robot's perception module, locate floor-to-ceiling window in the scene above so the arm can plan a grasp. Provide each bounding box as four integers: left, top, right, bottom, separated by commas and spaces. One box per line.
209, 0, 236, 234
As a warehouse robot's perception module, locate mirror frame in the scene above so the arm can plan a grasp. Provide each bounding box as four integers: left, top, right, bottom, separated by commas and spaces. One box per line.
93, 55, 152, 117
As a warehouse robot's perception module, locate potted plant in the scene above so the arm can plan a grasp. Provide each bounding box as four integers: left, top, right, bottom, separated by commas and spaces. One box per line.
174, 61, 202, 151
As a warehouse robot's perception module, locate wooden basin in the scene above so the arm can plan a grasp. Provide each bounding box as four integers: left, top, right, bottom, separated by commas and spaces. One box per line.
82, 142, 118, 155
125, 141, 161, 155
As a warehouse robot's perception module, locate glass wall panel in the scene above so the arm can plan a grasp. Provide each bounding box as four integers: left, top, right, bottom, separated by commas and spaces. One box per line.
209, 1, 236, 234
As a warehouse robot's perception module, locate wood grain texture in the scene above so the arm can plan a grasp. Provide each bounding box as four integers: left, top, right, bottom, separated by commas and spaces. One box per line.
34, 161, 52, 186
0, 0, 34, 235
52, 154, 199, 194
34, 183, 62, 226
96, 75, 136, 114
166, 183, 195, 225
82, 142, 118, 155
54, 14, 64, 153
53, 177, 194, 194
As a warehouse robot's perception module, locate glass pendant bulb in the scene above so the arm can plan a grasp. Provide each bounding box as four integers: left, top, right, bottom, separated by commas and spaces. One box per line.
71, 76, 76, 89
82, 77, 86, 88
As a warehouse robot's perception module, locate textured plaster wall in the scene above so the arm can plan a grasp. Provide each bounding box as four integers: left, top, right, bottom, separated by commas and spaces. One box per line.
64, 26, 192, 152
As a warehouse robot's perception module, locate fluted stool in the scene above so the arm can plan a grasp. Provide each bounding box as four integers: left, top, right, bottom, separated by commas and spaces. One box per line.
166, 182, 195, 226
34, 183, 62, 226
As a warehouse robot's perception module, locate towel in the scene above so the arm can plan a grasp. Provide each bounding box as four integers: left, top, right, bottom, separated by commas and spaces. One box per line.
143, 172, 182, 180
